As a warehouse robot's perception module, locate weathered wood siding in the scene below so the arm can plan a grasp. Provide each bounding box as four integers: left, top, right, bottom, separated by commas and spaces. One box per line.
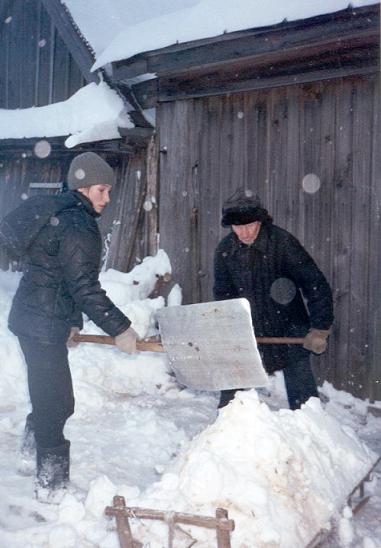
158, 75, 381, 399
100, 147, 158, 272
0, 145, 153, 273
0, 0, 85, 109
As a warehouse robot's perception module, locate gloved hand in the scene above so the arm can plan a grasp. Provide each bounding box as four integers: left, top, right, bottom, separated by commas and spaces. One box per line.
115, 327, 138, 354
303, 328, 331, 354
67, 327, 80, 348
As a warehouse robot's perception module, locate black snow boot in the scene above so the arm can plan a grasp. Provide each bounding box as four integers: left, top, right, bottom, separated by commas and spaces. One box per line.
36, 440, 70, 494
21, 413, 36, 457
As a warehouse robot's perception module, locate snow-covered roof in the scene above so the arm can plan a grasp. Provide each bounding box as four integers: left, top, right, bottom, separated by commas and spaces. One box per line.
1, 0, 376, 145
0, 81, 133, 148
63, 0, 198, 58
62, 0, 378, 71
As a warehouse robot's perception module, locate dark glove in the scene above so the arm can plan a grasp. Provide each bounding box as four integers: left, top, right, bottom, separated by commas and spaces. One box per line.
115, 327, 138, 354
303, 328, 331, 354
67, 327, 80, 349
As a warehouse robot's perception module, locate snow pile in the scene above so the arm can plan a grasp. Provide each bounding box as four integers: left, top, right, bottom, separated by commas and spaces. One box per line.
0, 258, 379, 547
91, 0, 378, 70
0, 81, 133, 147
100, 249, 172, 304
128, 390, 377, 547
0, 270, 27, 409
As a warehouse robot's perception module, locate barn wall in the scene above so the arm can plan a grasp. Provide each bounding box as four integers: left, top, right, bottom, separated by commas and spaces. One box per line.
158, 74, 381, 399
0, 0, 85, 109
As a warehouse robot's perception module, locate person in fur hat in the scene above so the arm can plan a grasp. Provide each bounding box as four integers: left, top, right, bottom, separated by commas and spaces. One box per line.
214, 188, 334, 410
1, 152, 137, 501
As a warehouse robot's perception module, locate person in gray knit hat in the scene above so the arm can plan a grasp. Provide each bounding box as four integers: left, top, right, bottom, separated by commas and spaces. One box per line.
214, 187, 333, 411
1, 151, 137, 502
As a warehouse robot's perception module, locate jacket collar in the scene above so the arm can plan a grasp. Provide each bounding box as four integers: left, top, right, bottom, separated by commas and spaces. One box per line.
70, 190, 100, 218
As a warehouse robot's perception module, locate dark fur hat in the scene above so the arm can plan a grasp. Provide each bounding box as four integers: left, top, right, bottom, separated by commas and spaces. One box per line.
221, 188, 271, 227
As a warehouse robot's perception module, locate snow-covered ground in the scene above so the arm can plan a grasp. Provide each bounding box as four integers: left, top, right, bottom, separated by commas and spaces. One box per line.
0, 254, 380, 548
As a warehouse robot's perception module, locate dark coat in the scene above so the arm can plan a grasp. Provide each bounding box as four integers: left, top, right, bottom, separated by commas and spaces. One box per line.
213, 222, 334, 373
3, 191, 131, 344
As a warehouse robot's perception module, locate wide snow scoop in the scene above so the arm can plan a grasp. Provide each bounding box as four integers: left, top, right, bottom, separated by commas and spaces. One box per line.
73, 298, 304, 391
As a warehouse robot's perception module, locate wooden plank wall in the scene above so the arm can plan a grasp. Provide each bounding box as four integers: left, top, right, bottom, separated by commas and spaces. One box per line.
0, 148, 153, 274
0, 0, 85, 109
100, 148, 158, 272
158, 75, 380, 399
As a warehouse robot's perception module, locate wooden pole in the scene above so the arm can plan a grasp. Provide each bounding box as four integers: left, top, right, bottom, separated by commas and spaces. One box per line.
105, 496, 135, 548
73, 334, 165, 353
216, 508, 233, 548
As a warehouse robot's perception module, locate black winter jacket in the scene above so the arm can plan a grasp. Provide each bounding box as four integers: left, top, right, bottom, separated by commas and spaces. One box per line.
213, 222, 334, 373
3, 191, 131, 343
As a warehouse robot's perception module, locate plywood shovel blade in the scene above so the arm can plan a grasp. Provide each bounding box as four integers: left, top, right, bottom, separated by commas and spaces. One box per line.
156, 298, 269, 391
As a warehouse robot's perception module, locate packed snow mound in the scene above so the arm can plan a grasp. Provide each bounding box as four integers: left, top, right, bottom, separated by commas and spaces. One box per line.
91, 249, 176, 338
99, 249, 172, 305
129, 390, 378, 547
0, 255, 380, 547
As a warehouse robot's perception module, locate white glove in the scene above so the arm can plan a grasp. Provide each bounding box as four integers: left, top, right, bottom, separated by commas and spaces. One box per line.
115, 327, 138, 354
303, 328, 331, 354
67, 327, 80, 349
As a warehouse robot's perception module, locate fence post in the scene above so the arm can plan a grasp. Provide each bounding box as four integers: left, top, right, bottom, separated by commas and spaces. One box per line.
215, 507, 232, 548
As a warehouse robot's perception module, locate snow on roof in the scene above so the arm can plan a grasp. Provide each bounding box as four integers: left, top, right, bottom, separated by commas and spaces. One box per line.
1, 0, 376, 145
63, 0, 197, 58
0, 81, 133, 147
83, 0, 378, 71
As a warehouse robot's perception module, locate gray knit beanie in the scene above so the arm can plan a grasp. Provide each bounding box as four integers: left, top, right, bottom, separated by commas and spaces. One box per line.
67, 152, 115, 190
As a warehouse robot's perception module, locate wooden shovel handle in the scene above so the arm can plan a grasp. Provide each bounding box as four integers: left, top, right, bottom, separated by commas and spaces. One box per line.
257, 337, 306, 344
73, 334, 305, 349
72, 334, 165, 353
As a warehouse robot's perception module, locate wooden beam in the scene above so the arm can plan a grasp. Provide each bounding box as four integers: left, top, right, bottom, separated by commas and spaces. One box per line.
0, 137, 135, 155
40, 0, 98, 84
115, 83, 154, 128
130, 79, 158, 110
118, 127, 154, 145
148, 15, 379, 77
112, 5, 379, 81
158, 66, 377, 102
132, 47, 378, 107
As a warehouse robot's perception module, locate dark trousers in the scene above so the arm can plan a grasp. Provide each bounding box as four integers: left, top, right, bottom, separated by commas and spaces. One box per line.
18, 336, 75, 449
219, 355, 318, 410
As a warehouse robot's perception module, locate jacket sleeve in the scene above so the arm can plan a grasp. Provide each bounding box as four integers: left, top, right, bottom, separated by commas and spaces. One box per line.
70, 303, 84, 330
213, 244, 239, 301
282, 234, 334, 330
58, 224, 131, 337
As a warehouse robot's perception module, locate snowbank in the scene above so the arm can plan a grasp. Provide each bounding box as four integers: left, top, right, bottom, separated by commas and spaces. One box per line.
0, 256, 379, 547
127, 390, 377, 547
